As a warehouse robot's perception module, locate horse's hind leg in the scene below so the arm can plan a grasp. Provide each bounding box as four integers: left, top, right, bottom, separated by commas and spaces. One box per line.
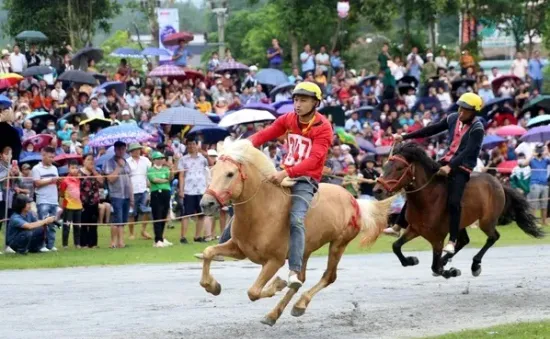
200, 240, 245, 296
441, 229, 470, 267
393, 228, 420, 266
291, 241, 347, 317
471, 221, 500, 277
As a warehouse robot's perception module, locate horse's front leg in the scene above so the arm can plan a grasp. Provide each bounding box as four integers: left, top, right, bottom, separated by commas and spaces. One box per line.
200, 240, 245, 296
247, 259, 285, 301
392, 228, 420, 267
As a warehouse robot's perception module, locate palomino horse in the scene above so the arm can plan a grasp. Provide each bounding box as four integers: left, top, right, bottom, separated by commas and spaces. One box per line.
374, 143, 544, 278
198, 139, 394, 325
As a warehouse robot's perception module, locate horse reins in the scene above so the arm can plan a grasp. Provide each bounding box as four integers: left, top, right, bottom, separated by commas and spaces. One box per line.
377, 155, 437, 194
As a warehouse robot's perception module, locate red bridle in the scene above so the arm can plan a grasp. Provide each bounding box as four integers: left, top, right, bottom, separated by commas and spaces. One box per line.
205, 155, 248, 206
376, 155, 415, 193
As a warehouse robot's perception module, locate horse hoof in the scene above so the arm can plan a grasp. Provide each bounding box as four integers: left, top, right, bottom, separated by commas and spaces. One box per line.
291, 306, 306, 317
211, 282, 222, 296
406, 256, 419, 266
260, 316, 277, 327
450, 268, 461, 277
472, 266, 482, 277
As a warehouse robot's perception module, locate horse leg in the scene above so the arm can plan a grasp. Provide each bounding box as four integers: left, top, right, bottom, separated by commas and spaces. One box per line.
441, 229, 470, 267
471, 223, 500, 277
392, 228, 420, 267
432, 240, 462, 279
291, 242, 346, 317
258, 276, 288, 299
200, 240, 245, 296
247, 259, 284, 302
261, 253, 310, 327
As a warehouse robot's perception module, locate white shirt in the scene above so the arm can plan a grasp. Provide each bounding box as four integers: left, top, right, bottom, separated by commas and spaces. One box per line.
9, 52, 27, 73
434, 56, 448, 69
437, 92, 452, 110
84, 106, 105, 119
315, 53, 330, 72
511, 59, 528, 79
51, 88, 67, 103
404, 94, 417, 109
488, 72, 503, 83
127, 156, 151, 194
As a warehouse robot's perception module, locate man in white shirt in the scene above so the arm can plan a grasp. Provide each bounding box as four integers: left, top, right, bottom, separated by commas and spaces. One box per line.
9, 45, 27, 73
126, 143, 152, 240
83, 97, 105, 119
315, 45, 330, 75
511, 52, 528, 80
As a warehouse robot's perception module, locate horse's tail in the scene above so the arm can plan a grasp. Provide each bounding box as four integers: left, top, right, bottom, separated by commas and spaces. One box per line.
356, 195, 397, 246
499, 185, 545, 238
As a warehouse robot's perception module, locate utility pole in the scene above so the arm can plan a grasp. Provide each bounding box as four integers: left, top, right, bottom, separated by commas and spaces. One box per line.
207, 0, 228, 59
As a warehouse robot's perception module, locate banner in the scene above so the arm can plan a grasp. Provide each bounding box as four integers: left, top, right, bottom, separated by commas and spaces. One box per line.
157, 8, 179, 62
461, 13, 476, 45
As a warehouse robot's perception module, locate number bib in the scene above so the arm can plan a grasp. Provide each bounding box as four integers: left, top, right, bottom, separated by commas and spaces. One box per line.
283, 134, 312, 167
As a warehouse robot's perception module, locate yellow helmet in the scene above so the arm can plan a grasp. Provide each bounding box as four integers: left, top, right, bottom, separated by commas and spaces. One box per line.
457, 93, 483, 112
292, 81, 322, 101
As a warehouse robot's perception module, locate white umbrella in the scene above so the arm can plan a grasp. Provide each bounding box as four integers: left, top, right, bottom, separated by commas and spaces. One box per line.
218, 109, 275, 127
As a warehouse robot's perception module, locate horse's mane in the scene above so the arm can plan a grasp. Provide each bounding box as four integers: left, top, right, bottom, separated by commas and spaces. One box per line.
394, 142, 440, 174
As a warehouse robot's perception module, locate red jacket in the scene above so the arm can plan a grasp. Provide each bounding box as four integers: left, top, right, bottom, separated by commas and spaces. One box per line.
249, 112, 333, 182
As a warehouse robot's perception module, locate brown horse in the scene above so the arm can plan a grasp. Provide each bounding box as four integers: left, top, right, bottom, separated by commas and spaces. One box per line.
373, 143, 544, 279
198, 139, 394, 325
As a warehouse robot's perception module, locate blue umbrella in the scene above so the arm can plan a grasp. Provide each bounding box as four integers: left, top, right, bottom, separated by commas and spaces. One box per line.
482, 135, 506, 150
206, 113, 221, 124
57, 165, 69, 176
111, 47, 143, 58
255, 68, 288, 87
141, 47, 171, 57
94, 81, 126, 97
95, 146, 115, 169
19, 153, 42, 165
355, 136, 376, 153
243, 102, 278, 115
276, 103, 294, 115
272, 100, 293, 110
187, 125, 229, 144
150, 106, 216, 126
269, 82, 295, 97
89, 124, 152, 147
527, 115, 550, 128
0, 94, 12, 107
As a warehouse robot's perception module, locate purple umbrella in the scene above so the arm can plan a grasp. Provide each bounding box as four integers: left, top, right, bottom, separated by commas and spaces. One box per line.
482, 135, 505, 149
276, 103, 294, 115
272, 100, 293, 110
356, 137, 376, 153
89, 124, 152, 147
215, 61, 249, 73
520, 125, 550, 143
375, 145, 392, 155
242, 102, 278, 115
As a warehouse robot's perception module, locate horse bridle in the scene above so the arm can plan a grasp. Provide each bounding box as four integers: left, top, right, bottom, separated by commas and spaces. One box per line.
376, 155, 415, 193
205, 155, 248, 207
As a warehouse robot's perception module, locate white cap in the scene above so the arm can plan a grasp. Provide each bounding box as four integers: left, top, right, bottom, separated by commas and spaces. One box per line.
426, 53, 434, 58
249, 65, 258, 72
207, 149, 218, 157
121, 109, 130, 116
1, 49, 9, 56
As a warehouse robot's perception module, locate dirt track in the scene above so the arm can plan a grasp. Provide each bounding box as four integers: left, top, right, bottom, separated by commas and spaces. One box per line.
2, 245, 550, 339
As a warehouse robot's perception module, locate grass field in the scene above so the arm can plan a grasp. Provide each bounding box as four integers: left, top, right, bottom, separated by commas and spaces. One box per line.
0, 222, 548, 270
423, 320, 550, 339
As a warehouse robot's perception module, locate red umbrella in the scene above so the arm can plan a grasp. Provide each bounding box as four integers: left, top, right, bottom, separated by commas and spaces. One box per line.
495, 125, 526, 137
492, 75, 523, 94
54, 153, 83, 167
182, 68, 205, 81
497, 160, 518, 174
162, 32, 194, 46
22, 134, 53, 151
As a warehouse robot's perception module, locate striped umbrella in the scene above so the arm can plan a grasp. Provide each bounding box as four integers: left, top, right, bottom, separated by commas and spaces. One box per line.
0, 73, 23, 89
149, 65, 186, 77
162, 31, 194, 46
215, 61, 249, 73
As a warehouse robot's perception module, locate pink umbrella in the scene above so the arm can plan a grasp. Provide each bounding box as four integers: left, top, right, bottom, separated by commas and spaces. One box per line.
162, 32, 194, 46
148, 65, 186, 77
495, 125, 526, 137
497, 160, 518, 174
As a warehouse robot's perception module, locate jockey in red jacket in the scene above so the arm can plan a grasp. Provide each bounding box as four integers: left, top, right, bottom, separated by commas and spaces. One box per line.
196, 82, 333, 289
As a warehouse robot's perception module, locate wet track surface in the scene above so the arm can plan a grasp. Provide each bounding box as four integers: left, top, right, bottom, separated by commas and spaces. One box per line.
2, 245, 550, 339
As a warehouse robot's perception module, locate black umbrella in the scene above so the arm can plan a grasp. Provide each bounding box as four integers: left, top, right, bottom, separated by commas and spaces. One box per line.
358, 75, 378, 86
398, 83, 415, 95
0, 122, 21, 161
451, 78, 476, 92
319, 106, 345, 127
91, 72, 107, 85
397, 75, 419, 88
58, 70, 97, 85
22, 65, 54, 77
72, 47, 104, 70
58, 112, 87, 125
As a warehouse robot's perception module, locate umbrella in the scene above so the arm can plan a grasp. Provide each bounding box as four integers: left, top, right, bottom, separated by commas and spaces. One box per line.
358, 75, 379, 86
162, 32, 194, 46
350, 106, 380, 120
319, 106, 346, 127
54, 154, 83, 167
58, 70, 97, 85
497, 160, 518, 174
0, 122, 21, 161
22, 66, 54, 77
72, 47, 104, 70
150, 106, 216, 126
520, 125, 550, 143
243, 102, 278, 115
19, 153, 42, 167
89, 124, 152, 147
149, 65, 186, 77
141, 47, 171, 57
187, 125, 229, 144
206, 113, 221, 124
412, 96, 441, 112
375, 146, 392, 155
215, 61, 249, 73
492, 75, 522, 93
79, 118, 112, 133
495, 125, 526, 137
334, 127, 357, 146
521, 95, 550, 115
397, 75, 419, 88
272, 100, 293, 110
270, 83, 295, 98
451, 78, 476, 92
219, 109, 275, 127
527, 115, 550, 128
26, 111, 56, 128
398, 83, 416, 96
0, 94, 12, 107
91, 72, 107, 84
57, 165, 69, 177
255, 68, 288, 87
0, 73, 23, 89
111, 47, 143, 58
58, 112, 87, 125
95, 147, 115, 169
22, 134, 53, 151
482, 135, 506, 150
482, 97, 515, 117
15, 30, 47, 42
492, 113, 517, 127
355, 136, 376, 153
94, 81, 126, 97
276, 103, 294, 115
182, 68, 205, 81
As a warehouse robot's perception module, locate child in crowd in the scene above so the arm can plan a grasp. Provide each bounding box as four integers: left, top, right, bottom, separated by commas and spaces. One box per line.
342, 163, 361, 198
196, 94, 212, 114
59, 160, 82, 248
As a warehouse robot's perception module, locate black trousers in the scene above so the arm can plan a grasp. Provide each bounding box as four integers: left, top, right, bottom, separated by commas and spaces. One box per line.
151, 190, 171, 243
396, 169, 470, 243
63, 209, 82, 247
81, 204, 99, 248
